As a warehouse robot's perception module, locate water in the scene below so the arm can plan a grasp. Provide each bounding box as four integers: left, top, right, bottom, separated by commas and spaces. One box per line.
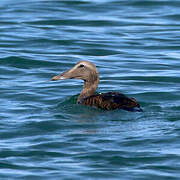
0, 0, 180, 179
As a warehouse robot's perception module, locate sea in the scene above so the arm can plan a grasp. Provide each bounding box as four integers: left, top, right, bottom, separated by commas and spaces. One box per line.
0, 0, 180, 179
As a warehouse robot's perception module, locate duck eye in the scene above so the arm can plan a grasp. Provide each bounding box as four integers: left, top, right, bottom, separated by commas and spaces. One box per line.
78, 64, 84, 68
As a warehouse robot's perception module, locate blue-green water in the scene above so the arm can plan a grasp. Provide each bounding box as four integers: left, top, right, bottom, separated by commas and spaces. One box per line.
1, 0, 180, 179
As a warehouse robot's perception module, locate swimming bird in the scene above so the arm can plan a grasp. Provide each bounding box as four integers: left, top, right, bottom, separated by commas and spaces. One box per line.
52, 61, 142, 111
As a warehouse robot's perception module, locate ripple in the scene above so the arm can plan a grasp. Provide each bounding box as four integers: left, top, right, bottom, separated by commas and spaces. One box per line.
0, 0, 180, 179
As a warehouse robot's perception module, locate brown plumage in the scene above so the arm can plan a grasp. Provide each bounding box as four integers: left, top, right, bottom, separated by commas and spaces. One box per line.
52, 61, 142, 112
81, 92, 141, 111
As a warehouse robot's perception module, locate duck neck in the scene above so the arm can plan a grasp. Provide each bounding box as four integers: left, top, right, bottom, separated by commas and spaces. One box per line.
78, 78, 99, 103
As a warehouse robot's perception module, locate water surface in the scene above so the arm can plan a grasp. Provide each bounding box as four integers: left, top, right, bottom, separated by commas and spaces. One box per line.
0, 0, 180, 179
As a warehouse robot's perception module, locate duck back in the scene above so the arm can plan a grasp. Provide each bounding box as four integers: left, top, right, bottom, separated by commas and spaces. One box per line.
80, 92, 142, 111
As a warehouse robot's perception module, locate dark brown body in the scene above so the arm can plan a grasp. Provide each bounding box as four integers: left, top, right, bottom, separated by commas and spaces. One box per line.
80, 92, 142, 111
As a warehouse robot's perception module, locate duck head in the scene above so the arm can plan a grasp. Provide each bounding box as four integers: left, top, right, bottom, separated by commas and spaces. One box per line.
52, 61, 99, 84
52, 61, 100, 101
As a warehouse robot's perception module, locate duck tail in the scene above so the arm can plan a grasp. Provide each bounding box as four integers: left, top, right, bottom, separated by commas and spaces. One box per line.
123, 104, 143, 112
134, 104, 143, 112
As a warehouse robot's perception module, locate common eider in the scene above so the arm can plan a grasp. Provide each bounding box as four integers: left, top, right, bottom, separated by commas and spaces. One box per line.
52, 61, 142, 111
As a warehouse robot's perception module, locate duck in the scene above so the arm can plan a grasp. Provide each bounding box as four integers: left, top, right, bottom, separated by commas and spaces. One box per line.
52, 61, 142, 111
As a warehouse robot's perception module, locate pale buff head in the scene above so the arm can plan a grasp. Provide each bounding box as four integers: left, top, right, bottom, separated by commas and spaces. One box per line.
52, 61, 100, 101
52, 61, 99, 83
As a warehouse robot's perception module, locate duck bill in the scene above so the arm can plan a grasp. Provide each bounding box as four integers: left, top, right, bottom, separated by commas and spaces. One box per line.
52, 70, 72, 81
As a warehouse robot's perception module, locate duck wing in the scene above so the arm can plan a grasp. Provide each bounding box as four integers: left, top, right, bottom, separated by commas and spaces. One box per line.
81, 92, 142, 111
